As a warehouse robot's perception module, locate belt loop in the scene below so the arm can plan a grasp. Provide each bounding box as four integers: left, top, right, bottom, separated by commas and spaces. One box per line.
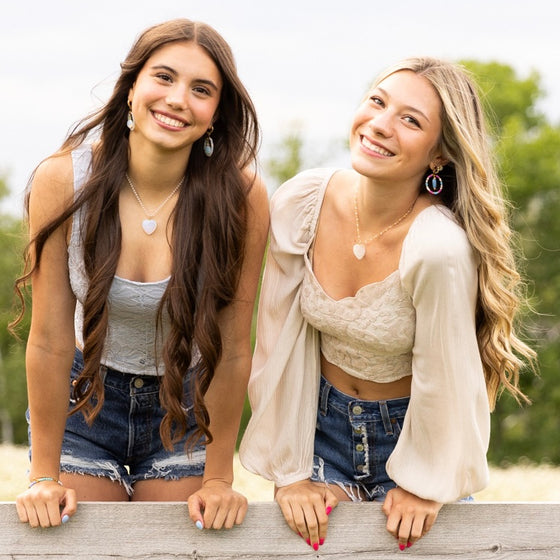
379, 401, 393, 435
99, 365, 108, 385
319, 377, 331, 416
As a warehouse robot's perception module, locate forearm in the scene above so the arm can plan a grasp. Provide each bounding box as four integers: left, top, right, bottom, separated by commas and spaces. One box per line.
26, 342, 75, 480
202, 355, 251, 484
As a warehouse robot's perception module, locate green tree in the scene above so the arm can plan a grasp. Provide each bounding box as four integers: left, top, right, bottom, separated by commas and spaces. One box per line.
265, 124, 304, 189
0, 174, 28, 444
463, 60, 560, 464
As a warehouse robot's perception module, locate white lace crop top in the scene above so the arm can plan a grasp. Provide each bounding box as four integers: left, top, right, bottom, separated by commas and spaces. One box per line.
300, 251, 414, 382
67, 146, 170, 375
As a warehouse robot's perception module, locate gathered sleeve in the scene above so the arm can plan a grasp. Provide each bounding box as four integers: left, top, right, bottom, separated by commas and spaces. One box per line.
386, 206, 490, 503
239, 169, 336, 487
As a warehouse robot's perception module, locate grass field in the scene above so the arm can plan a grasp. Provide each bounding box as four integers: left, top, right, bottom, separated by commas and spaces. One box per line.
2, 444, 559, 502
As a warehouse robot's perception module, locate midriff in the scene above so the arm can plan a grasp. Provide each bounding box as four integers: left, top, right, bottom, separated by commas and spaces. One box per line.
321, 354, 412, 400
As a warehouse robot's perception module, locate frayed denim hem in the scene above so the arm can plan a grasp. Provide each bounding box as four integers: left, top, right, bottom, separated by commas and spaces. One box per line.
60, 455, 133, 496
312, 456, 388, 502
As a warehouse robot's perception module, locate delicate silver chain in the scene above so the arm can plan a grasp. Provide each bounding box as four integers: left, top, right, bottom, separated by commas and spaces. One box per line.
125, 173, 183, 218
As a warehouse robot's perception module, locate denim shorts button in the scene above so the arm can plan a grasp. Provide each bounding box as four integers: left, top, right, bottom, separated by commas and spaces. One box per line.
354, 426, 362, 434
352, 405, 363, 415
133, 377, 144, 388
356, 444, 364, 452
357, 465, 365, 472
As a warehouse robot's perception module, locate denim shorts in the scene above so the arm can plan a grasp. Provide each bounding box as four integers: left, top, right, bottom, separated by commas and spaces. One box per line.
28, 348, 205, 495
311, 375, 410, 502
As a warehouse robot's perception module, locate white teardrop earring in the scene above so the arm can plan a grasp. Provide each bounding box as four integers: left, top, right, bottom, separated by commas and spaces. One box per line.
203, 126, 214, 157
126, 99, 135, 131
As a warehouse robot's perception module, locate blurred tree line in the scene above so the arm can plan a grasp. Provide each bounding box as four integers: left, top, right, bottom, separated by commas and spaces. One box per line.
1, 60, 559, 465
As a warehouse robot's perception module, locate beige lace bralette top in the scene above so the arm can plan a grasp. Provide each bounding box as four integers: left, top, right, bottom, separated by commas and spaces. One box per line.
300, 249, 415, 383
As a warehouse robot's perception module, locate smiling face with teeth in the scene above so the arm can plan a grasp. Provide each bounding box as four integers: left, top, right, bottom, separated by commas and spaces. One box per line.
350, 70, 445, 190
127, 40, 222, 157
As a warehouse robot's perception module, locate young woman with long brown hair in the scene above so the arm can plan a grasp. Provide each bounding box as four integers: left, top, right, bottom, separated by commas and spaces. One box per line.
14, 19, 268, 530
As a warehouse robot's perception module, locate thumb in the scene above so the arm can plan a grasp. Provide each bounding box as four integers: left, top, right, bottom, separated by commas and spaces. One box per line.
187, 494, 205, 530
381, 490, 394, 516
60, 488, 78, 523
324, 488, 339, 516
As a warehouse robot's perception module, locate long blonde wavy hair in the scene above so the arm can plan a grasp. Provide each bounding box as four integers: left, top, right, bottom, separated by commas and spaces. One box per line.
374, 57, 536, 409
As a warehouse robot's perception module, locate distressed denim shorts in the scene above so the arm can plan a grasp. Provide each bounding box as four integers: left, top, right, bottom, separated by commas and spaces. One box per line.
311, 375, 410, 502
29, 348, 205, 495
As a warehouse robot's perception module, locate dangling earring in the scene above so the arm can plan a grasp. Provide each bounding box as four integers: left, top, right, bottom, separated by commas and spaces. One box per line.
126, 99, 135, 131
425, 164, 443, 195
203, 126, 214, 157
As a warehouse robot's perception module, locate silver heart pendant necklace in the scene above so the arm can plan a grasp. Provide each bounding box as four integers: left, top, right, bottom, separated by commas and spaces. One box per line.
125, 173, 183, 235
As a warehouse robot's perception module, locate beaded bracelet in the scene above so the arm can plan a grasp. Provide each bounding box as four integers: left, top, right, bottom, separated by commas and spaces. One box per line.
28, 477, 63, 489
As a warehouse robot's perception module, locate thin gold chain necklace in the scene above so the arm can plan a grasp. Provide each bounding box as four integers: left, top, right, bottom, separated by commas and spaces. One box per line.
125, 173, 183, 235
352, 185, 417, 260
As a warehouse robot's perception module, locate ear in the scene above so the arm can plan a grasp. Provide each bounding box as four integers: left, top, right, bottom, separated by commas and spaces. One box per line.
128, 85, 135, 107
431, 156, 449, 170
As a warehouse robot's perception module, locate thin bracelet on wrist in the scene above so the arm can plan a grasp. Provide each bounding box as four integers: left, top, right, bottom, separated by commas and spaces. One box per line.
28, 477, 63, 489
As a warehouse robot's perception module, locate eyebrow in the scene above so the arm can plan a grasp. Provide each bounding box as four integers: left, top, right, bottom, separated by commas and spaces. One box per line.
376, 86, 431, 123
150, 64, 220, 92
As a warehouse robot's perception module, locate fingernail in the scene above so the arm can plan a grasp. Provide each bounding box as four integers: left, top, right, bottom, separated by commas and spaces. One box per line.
195, 520, 204, 530
399, 543, 406, 551
407, 541, 413, 548
297, 532, 303, 538
319, 538, 325, 545
306, 538, 311, 546
61, 514, 70, 524
325, 506, 332, 515
313, 543, 319, 551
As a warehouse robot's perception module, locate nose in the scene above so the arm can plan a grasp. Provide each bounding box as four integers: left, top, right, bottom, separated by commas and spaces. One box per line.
165, 84, 188, 110
369, 109, 394, 137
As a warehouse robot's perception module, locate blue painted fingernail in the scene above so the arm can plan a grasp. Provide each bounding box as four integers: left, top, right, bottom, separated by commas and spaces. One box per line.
61, 514, 70, 524
195, 520, 203, 530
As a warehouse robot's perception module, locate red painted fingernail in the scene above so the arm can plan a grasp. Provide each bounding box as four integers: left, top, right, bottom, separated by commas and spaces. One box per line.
313, 543, 319, 551
306, 538, 311, 546
399, 543, 406, 551
297, 532, 303, 538
407, 541, 413, 548
319, 538, 325, 545
325, 506, 332, 515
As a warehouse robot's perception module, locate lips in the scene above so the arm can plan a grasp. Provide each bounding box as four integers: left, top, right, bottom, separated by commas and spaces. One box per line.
152, 111, 187, 128
360, 135, 394, 157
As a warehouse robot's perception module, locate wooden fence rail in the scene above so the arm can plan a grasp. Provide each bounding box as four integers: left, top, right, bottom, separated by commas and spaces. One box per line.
1, 501, 559, 559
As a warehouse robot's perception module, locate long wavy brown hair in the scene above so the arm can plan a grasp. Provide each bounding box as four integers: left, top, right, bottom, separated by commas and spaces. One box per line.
13, 19, 260, 449
373, 57, 536, 409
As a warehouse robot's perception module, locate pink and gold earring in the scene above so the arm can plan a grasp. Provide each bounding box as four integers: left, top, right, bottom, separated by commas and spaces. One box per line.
425, 164, 443, 195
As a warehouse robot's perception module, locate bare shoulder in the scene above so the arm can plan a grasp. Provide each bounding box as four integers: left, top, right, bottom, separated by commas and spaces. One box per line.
29, 152, 75, 224
243, 169, 269, 222
321, 168, 354, 216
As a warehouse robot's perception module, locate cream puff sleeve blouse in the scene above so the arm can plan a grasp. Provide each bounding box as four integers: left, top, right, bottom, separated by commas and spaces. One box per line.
239, 168, 490, 503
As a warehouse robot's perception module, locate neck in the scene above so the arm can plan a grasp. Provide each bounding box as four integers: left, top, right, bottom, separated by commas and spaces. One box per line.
355, 175, 419, 224
127, 140, 190, 194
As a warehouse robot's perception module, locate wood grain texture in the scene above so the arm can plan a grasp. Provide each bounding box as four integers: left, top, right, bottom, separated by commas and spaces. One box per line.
1, 501, 559, 559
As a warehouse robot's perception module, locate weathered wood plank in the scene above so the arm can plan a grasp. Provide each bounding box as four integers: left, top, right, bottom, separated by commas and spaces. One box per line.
1, 501, 559, 559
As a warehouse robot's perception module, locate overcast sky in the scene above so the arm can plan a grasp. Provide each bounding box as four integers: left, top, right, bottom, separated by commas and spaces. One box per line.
1, 0, 558, 215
